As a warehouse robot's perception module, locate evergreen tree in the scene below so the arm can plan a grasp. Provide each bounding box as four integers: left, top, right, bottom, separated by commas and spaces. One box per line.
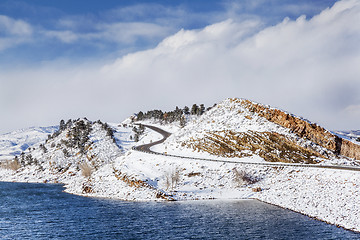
180, 115, 186, 128
137, 111, 144, 121
200, 104, 205, 115
191, 104, 198, 115
59, 119, 65, 131
132, 125, 145, 142
183, 106, 190, 115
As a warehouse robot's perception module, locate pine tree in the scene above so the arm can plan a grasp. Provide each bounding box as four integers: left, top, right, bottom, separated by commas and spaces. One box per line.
180, 115, 186, 128
183, 106, 190, 115
59, 119, 65, 131
191, 104, 198, 115
137, 111, 144, 121
200, 104, 205, 115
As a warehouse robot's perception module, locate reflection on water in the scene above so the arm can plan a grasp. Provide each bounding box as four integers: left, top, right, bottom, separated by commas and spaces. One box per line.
0, 182, 358, 239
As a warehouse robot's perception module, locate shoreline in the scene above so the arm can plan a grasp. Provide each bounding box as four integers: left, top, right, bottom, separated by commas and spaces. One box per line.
1, 178, 359, 234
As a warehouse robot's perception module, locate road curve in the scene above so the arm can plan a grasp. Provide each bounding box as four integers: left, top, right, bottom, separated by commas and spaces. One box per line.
132, 124, 171, 153
133, 124, 360, 172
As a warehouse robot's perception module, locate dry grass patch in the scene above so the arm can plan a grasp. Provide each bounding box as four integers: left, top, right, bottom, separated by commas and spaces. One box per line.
79, 162, 92, 178
1, 159, 21, 171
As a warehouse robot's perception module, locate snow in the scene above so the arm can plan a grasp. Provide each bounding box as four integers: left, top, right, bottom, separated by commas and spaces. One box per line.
0, 126, 58, 161
1, 100, 360, 232
333, 130, 360, 145
153, 98, 357, 166
255, 166, 360, 232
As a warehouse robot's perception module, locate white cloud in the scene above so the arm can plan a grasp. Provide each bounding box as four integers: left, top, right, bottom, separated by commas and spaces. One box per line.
0, 15, 32, 36
0, 15, 33, 51
92, 22, 172, 44
42, 21, 173, 45
1, 0, 360, 133
100, 0, 360, 130
43, 30, 79, 43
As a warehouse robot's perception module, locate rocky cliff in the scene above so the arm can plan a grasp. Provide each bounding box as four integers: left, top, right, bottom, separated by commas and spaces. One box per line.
239, 99, 360, 160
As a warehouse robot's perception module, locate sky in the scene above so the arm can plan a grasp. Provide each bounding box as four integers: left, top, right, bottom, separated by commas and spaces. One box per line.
0, 0, 359, 133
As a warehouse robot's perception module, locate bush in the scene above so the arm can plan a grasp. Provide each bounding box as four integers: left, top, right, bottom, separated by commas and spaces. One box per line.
1, 159, 21, 171
80, 162, 92, 178
164, 168, 180, 190
233, 168, 258, 186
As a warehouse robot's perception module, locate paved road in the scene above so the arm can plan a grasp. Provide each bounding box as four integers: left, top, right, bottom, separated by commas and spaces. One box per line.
132, 124, 171, 153
133, 124, 360, 172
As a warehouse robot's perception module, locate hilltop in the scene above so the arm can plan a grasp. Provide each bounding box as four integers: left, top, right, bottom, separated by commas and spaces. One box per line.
154, 98, 360, 165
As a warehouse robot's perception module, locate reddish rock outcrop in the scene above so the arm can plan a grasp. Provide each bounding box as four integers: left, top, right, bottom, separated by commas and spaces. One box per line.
338, 138, 360, 160
237, 99, 360, 160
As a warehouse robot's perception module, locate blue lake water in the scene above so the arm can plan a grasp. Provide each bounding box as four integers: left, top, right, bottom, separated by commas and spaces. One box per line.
0, 182, 359, 239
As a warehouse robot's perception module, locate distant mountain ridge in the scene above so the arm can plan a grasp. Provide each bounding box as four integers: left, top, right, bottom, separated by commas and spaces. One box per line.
333, 130, 360, 142
0, 126, 58, 161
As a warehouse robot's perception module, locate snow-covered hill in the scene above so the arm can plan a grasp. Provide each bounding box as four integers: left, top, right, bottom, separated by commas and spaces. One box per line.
0, 119, 123, 185
1, 99, 360, 232
155, 98, 359, 166
0, 126, 58, 161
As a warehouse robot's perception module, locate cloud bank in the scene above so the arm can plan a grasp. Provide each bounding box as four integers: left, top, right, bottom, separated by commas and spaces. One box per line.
1, 0, 360, 133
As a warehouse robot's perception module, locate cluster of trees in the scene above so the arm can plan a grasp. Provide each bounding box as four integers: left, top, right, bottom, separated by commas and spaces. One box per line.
16, 153, 38, 167
132, 124, 145, 142
135, 104, 213, 126
60, 120, 93, 155
97, 121, 115, 142
11, 118, 119, 169
49, 118, 118, 157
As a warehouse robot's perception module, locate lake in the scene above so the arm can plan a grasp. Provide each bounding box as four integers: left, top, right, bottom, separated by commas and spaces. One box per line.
0, 182, 359, 239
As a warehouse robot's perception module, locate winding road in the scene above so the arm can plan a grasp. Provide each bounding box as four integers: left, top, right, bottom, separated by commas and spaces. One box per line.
132, 124, 171, 153
133, 124, 360, 172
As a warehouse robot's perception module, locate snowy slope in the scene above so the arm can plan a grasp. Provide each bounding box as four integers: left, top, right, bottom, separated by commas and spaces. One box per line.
155, 98, 357, 165
0, 126, 58, 161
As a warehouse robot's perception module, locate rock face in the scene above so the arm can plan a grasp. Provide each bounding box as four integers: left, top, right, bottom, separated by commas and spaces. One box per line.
239, 99, 360, 160
338, 139, 360, 160
184, 130, 325, 164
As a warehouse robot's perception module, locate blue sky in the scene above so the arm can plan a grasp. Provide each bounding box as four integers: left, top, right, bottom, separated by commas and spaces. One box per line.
0, 0, 336, 66
1, 0, 360, 133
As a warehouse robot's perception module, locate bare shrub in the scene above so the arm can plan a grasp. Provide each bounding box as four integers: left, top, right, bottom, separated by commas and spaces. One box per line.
1, 159, 21, 171
233, 168, 258, 186
186, 172, 201, 177
80, 162, 92, 178
82, 181, 93, 193
252, 187, 262, 192
164, 168, 180, 190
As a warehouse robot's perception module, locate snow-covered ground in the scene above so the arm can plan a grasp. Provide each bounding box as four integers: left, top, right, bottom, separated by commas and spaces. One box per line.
1, 103, 360, 232
0, 126, 58, 161
256, 166, 360, 232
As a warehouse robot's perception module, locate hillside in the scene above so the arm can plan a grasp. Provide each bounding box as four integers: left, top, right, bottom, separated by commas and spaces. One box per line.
0, 126, 58, 161
155, 98, 359, 166
0, 119, 123, 187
